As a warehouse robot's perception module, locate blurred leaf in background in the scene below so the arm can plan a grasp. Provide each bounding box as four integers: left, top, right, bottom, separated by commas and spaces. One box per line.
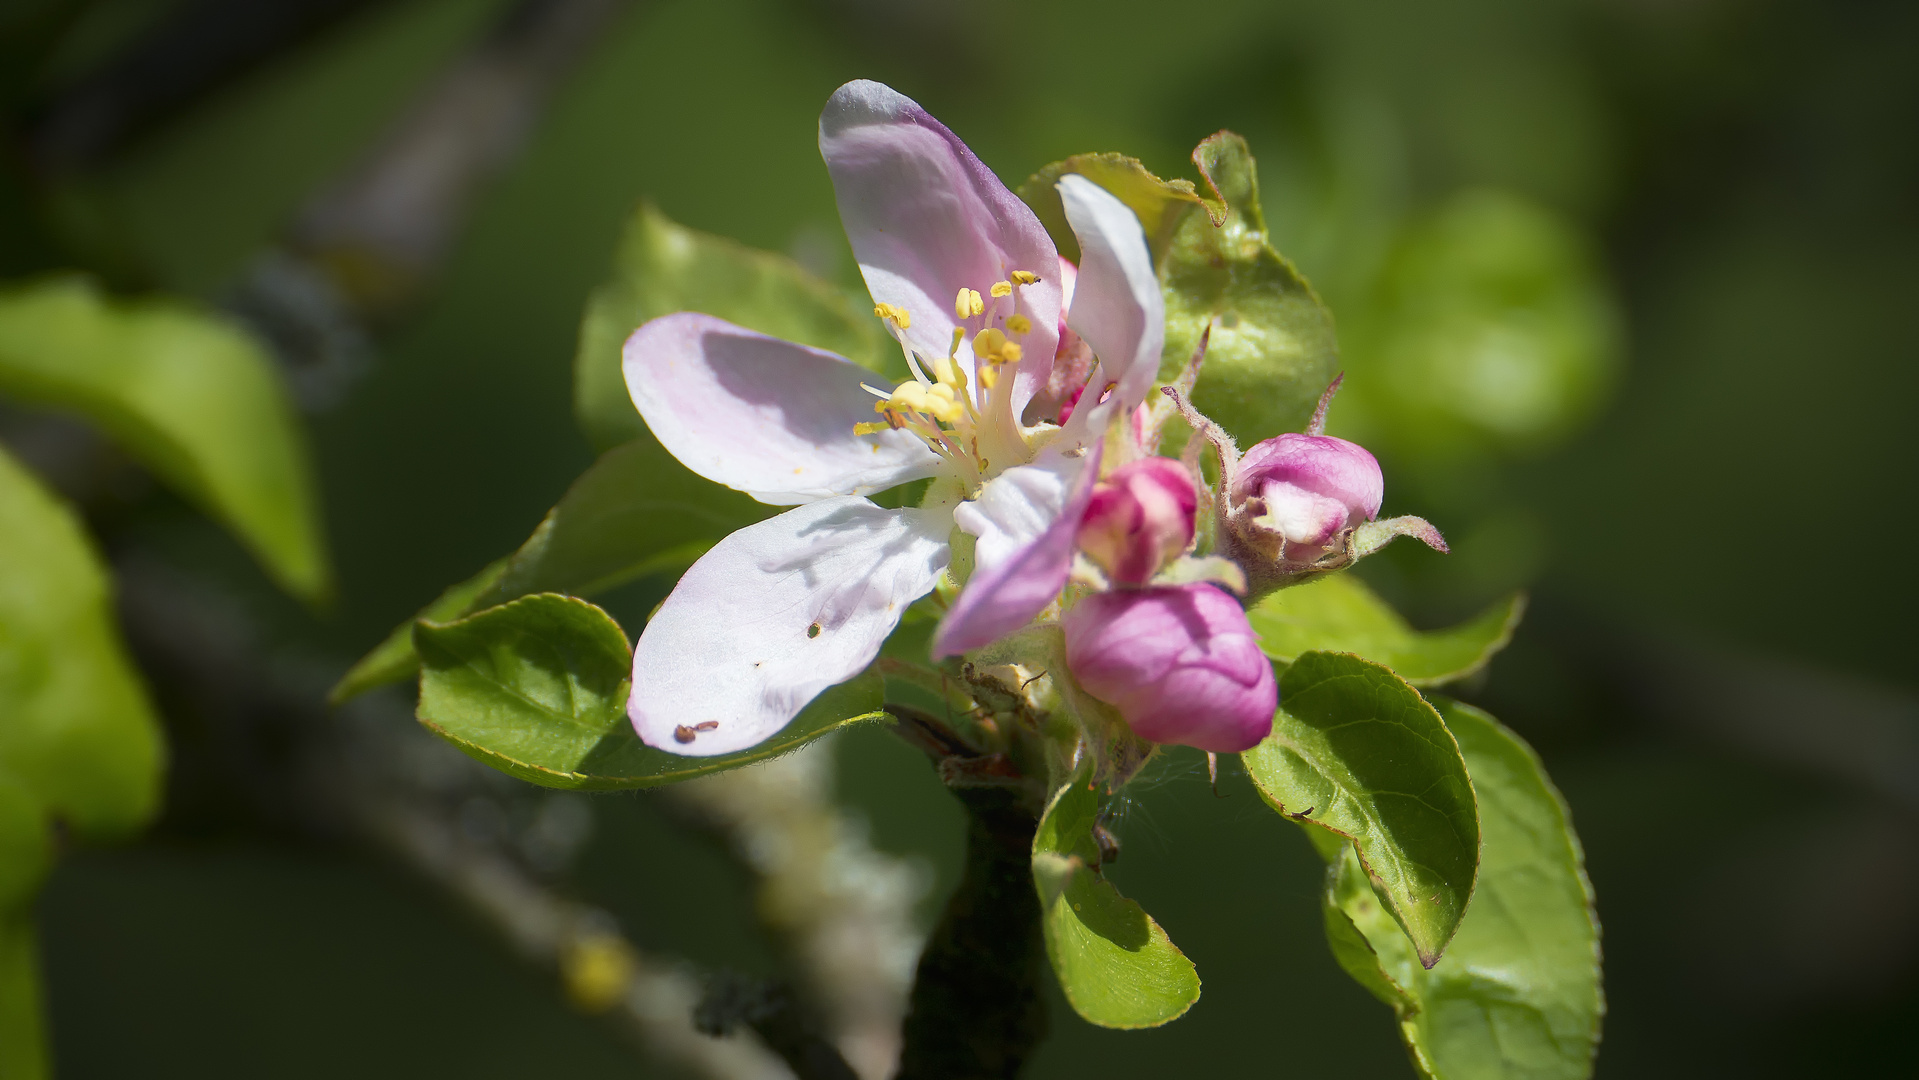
0, 446, 165, 1077
0, 277, 330, 602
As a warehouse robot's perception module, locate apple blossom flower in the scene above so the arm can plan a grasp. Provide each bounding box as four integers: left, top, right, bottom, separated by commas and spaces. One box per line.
1061, 583, 1277, 753
620, 81, 1164, 756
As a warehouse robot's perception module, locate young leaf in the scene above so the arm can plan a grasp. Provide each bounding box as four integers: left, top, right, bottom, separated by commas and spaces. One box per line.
1019, 137, 1337, 445
1032, 764, 1200, 1028
330, 437, 772, 704
575, 202, 888, 450
0, 277, 330, 602
1248, 573, 1524, 686
0, 447, 164, 840
413, 593, 883, 789
1163, 134, 1340, 444
1242, 651, 1478, 966
1017, 153, 1223, 264
1325, 700, 1602, 1080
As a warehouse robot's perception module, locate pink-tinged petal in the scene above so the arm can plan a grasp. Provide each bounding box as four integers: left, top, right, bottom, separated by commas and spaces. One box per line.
819, 80, 1061, 415
933, 441, 1103, 657
1079, 457, 1198, 585
629, 497, 950, 756
1058, 174, 1164, 412
1233, 433, 1383, 521
625, 313, 941, 505
1257, 480, 1353, 547
1062, 584, 1276, 753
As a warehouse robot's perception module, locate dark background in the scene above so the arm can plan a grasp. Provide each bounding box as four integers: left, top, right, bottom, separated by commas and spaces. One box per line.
4, 0, 1915, 1075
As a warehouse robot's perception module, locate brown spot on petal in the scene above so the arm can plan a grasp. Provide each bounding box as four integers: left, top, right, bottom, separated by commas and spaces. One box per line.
672, 725, 696, 744
694, 721, 719, 732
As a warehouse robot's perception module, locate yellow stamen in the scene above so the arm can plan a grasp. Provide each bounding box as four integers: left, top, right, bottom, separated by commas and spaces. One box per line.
892, 382, 930, 410
954, 288, 984, 319
873, 302, 912, 329
1010, 270, 1039, 285
990, 280, 1012, 298
948, 327, 965, 357
1005, 314, 1032, 335
978, 365, 998, 389
974, 327, 1023, 367
853, 421, 890, 435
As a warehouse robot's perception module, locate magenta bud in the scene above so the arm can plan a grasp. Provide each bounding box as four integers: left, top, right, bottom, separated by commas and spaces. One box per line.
1232, 433, 1383, 548
1062, 584, 1276, 753
1077, 458, 1198, 585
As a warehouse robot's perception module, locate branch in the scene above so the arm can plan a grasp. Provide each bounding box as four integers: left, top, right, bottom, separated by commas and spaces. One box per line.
884, 706, 1049, 1079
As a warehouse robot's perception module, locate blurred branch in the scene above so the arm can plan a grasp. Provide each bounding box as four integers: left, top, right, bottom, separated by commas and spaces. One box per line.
24, 0, 388, 174
664, 746, 927, 1080
233, 0, 635, 408
18, 0, 636, 408
109, 556, 800, 1079
695, 975, 860, 1080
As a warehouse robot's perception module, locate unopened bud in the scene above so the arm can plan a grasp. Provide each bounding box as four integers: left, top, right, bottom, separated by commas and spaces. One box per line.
1077, 458, 1197, 585
1062, 584, 1276, 753
1232, 433, 1383, 549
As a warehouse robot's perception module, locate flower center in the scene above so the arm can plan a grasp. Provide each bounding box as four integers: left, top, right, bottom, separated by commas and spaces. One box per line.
854, 275, 1043, 486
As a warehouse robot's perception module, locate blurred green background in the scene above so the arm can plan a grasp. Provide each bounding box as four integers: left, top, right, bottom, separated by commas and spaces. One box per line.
4, 0, 1915, 1075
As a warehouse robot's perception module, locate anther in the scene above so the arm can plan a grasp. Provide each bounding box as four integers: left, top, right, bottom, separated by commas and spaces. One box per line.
873, 302, 912, 329
1010, 270, 1039, 285
1006, 314, 1032, 335
990, 280, 1013, 298
954, 288, 984, 318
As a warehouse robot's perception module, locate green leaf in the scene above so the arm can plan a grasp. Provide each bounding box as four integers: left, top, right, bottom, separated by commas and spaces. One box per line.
1163, 134, 1340, 444
0, 446, 164, 839
0, 277, 330, 602
575, 202, 889, 450
1016, 153, 1223, 264
331, 437, 771, 704
1248, 573, 1524, 686
1032, 763, 1200, 1028
413, 593, 883, 790
1325, 700, 1602, 1080
1242, 651, 1478, 966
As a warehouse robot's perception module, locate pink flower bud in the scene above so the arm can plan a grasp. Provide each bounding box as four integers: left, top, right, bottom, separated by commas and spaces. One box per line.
1232, 434, 1383, 549
1062, 584, 1276, 753
1077, 458, 1198, 585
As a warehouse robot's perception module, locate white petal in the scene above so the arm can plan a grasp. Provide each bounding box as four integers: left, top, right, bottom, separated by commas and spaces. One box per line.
1058, 174, 1165, 411
628, 497, 950, 756
952, 446, 1089, 576
819, 81, 1063, 418
624, 313, 942, 505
